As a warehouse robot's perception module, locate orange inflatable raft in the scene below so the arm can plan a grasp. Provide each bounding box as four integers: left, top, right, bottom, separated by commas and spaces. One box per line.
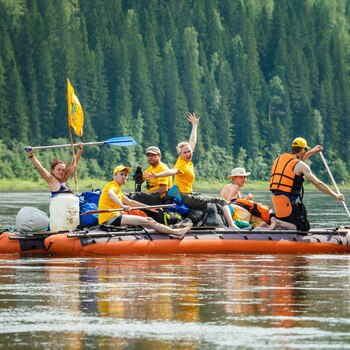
0, 232, 49, 255
43, 227, 350, 257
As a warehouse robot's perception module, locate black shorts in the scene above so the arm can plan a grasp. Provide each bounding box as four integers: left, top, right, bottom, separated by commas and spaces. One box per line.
280, 202, 310, 231
106, 214, 122, 226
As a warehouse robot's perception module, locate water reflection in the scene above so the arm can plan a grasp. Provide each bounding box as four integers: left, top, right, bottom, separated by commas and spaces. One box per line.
1, 255, 350, 348
1, 192, 350, 348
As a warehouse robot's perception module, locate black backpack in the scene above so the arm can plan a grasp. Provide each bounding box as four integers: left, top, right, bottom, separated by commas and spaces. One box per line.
186, 203, 226, 227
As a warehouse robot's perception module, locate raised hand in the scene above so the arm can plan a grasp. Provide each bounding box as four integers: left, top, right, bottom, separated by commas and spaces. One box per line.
187, 112, 200, 125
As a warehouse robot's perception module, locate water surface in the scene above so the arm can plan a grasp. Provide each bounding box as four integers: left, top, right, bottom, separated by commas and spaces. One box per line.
1, 192, 350, 349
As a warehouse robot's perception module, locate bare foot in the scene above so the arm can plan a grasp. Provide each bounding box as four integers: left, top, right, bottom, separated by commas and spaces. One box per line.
268, 217, 276, 230
172, 224, 193, 240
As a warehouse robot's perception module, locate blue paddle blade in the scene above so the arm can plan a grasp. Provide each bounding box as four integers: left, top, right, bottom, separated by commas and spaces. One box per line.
104, 136, 137, 146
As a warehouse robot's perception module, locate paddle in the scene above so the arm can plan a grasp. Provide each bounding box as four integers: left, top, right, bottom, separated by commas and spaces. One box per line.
319, 151, 350, 219
81, 203, 176, 215
67, 230, 147, 238
26, 136, 137, 151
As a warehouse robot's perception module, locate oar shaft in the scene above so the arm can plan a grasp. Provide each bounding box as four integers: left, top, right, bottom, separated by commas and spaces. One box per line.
31, 141, 104, 150
81, 204, 176, 216
28, 136, 136, 151
319, 152, 350, 219
319, 152, 340, 193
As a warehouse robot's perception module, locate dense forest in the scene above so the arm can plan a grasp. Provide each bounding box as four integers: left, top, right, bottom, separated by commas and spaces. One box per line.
1, 0, 350, 184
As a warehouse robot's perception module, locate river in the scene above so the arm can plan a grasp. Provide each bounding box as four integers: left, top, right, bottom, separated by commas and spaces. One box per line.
1, 191, 350, 349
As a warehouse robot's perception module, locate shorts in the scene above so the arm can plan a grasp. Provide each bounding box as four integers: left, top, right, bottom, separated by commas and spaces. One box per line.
106, 214, 122, 226
279, 202, 310, 231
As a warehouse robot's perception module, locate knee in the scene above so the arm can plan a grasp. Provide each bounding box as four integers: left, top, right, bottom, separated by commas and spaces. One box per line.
145, 217, 156, 224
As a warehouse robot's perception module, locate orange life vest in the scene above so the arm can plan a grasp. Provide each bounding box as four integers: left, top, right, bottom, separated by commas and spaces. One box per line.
270, 153, 304, 196
234, 199, 271, 223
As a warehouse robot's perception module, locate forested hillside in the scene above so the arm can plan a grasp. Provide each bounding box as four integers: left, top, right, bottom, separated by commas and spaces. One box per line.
1, 0, 350, 183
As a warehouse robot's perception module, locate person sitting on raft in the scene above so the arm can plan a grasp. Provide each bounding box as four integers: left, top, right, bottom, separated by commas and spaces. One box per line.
220, 167, 254, 202
143, 146, 172, 198
98, 165, 192, 239
143, 113, 227, 209
220, 167, 271, 228
24, 143, 83, 196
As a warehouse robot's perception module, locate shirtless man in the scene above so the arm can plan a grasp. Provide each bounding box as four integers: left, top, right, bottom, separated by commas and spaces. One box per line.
220, 167, 254, 202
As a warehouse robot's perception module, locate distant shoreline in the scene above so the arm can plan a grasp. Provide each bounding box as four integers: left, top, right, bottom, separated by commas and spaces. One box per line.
1, 179, 349, 192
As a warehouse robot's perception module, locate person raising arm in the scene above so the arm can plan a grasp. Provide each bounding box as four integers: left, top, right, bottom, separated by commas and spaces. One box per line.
25, 143, 83, 196
144, 113, 227, 209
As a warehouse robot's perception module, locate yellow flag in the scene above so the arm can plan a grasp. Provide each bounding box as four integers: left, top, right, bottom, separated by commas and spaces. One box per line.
67, 78, 84, 137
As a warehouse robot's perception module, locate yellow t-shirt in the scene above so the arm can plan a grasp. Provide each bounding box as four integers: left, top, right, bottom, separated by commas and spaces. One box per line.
144, 162, 172, 196
98, 181, 124, 224
174, 156, 195, 194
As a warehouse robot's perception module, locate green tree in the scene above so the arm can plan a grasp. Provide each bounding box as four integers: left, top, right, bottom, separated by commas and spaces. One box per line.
162, 40, 188, 151
181, 26, 205, 157
230, 35, 259, 155
125, 9, 159, 146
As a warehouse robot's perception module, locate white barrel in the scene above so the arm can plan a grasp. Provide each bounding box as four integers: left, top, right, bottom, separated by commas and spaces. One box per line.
49, 194, 79, 232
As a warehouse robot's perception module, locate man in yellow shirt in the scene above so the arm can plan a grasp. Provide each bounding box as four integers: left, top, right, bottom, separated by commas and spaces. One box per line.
98, 165, 192, 238
143, 146, 172, 198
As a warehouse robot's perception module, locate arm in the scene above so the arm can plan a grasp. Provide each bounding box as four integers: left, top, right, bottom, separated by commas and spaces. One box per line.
147, 184, 169, 196
108, 188, 126, 208
187, 113, 200, 152
123, 196, 150, 208
143, 168, 179, 180
63, 142, 83, 182
25, 147, 53, 184
296, 162, 345, 201
222, 205, 240, 229
302, 145, 323, 161
122, 195, 159, 213
108, 191, 147, 211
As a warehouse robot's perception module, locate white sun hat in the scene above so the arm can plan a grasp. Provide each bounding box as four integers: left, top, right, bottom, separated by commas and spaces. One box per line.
228, 167, 251, 178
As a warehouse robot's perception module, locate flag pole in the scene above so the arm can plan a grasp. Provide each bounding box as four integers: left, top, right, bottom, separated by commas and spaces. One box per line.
67, 78, 83, 194
69, 127, 79, 194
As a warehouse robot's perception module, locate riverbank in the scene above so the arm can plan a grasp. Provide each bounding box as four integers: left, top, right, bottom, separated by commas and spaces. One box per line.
1, 178, 349, 193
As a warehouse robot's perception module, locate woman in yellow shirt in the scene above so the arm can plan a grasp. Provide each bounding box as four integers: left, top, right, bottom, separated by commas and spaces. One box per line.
144, 113, 227, 209
98, 165, 192, 239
